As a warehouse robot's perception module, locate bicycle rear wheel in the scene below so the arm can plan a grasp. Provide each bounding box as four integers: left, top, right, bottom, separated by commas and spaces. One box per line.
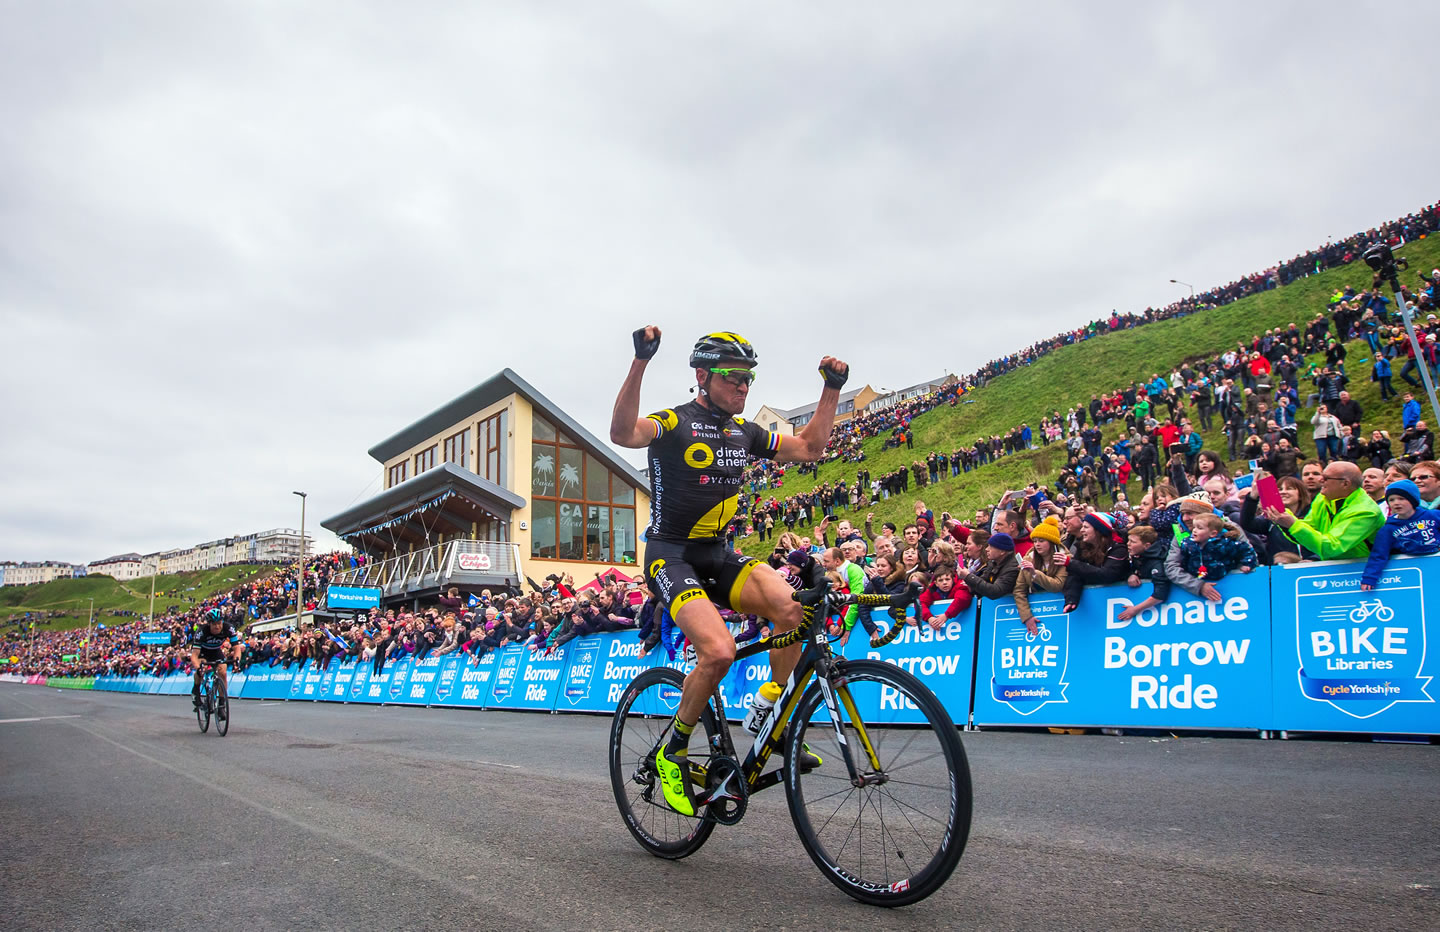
196, 680, 211, 734
214, 679, 229, 737
609, 666, 718, 859
784, 659, 972, 907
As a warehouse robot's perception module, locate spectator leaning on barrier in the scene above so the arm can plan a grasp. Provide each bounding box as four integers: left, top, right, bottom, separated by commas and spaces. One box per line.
1360, 481, 1440, 590
1061, 512, 1129, 612
1013, 517, 1068, 635
960, 532, 1022, 604
1176, 514, 1259, 582
916, 564, 973, 630
1117, 525, 1172, 621
1266, 461, 1385, 561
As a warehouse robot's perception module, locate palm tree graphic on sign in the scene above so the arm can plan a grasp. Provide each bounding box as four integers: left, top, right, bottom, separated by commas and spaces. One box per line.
559, 463, 581, 494
534, 452, 554, 490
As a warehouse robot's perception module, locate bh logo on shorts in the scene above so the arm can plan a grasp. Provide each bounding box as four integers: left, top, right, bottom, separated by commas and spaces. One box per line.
564, 641, 600, 706
1294, 565, 1433, 719
989, 598, 1070, 714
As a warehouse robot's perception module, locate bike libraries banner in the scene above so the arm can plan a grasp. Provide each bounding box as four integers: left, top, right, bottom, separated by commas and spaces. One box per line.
972, 573, 1273, 730
1270, 555, 1438, 734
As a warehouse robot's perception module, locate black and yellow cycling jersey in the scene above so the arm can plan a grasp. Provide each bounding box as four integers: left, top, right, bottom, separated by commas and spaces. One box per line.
644, 399, 782, 543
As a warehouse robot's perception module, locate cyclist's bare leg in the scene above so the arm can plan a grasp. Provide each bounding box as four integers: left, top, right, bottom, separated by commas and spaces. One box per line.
735, 562, 804, 687
671, 598, 736, 726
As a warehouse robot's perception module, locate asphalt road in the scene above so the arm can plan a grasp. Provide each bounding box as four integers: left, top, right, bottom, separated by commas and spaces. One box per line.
0, 684, 1435, 931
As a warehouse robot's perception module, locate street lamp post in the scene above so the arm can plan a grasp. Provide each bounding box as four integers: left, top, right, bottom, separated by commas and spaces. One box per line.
293, 491, 307, 616
1169, 278, 1195, 299
87, 598, 94, 664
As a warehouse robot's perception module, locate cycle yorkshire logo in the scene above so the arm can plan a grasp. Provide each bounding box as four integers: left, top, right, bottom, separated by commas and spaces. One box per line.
1295, 565, 1433, 719
989, 598, 1069, 714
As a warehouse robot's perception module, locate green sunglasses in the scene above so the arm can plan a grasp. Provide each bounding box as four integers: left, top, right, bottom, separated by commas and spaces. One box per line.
708, 367, 757, 386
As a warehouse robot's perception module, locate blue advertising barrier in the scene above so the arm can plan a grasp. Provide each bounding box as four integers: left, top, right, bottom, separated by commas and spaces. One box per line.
485, 643, 571, 711
80, 562, 1440, 736
434, 650, 501, 708
837, 602, 976, 726
972, 571, 1273, 730
137, 632, 172, 646
559, 633, 669, 713
1270, 555, 1438, 735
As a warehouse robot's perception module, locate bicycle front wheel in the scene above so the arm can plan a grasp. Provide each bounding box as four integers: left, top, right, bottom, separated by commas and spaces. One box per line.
784, 659, 972, 907
609, 666, 718, 859
214, 679, 229, 737
196, 682, 211, 734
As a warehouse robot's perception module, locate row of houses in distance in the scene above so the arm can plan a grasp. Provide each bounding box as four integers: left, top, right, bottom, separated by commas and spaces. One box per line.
1, 528, 312, 587
751, 374, 957, 435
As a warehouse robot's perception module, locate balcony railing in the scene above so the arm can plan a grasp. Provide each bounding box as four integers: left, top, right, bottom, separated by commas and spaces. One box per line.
327, 539, 521, 606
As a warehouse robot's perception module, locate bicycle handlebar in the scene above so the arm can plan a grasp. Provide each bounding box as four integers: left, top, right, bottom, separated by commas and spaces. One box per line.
767, 580, 921, 650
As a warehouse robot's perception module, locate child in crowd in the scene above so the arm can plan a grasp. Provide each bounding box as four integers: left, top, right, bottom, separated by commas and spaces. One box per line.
1118, 525, 1172, 620
916, 564, 973, 630
1361, 480, 1440, 589
1176, 514, 1258, 582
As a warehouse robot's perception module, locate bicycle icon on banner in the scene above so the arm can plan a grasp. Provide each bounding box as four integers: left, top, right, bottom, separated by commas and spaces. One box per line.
1025, 622, 1053, 642
1348, 599, 1395, 624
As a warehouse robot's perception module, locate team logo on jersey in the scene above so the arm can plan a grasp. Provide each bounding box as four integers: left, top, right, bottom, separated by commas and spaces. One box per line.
684, 443, 714, 469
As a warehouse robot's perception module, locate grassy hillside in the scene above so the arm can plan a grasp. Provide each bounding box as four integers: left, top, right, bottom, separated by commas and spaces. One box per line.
0, 564, 282, 629
740, 235, 1440, 556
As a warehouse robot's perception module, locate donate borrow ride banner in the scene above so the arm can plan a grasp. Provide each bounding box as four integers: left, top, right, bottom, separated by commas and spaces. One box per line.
485, 643, 569, 711
1271, 556, 1437, 734
972, 573, 1273, 729
836, 603, 976, 726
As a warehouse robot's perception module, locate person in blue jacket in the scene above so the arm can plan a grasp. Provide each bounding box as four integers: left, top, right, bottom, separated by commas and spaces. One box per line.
1402, 393, 1422, 430
1361, 480, 1440, 590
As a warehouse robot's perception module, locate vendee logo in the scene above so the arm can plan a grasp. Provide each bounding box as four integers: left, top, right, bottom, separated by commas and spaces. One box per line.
457, 552, 492, 571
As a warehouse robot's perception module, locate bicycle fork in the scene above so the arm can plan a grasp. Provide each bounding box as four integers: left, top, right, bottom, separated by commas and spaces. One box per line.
816, 664, 886, 789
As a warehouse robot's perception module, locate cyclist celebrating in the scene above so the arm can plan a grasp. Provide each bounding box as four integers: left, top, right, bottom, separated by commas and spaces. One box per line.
190, 608, 241, 715
610, 326, 848, 816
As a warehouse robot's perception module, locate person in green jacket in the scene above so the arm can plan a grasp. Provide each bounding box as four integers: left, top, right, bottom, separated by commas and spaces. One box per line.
1266, 461, 1384, 560
820, 545, 868, 646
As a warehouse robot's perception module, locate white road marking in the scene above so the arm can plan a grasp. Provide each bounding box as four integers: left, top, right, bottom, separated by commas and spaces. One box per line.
0, 715, 83, 724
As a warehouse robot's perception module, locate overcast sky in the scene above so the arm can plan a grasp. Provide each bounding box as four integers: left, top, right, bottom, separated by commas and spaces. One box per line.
3, 1, 1437, 564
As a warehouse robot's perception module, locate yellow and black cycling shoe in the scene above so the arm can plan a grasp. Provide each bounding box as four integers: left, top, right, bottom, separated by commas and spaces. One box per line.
655, 745, 698, 817
799, 742, 823, 772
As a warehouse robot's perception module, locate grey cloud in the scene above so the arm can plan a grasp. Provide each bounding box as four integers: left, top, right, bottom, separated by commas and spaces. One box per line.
2, 1, 1437, 562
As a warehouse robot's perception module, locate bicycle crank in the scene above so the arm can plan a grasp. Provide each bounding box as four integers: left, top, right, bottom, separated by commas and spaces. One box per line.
698, 755, 748, 826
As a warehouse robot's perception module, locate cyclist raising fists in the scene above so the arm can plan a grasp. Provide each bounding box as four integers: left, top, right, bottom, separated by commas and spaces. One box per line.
610, 327, 848, 816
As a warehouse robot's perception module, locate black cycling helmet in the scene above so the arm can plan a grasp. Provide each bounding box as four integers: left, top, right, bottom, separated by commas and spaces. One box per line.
205, 608, 224, 624
688, 331, 758, 369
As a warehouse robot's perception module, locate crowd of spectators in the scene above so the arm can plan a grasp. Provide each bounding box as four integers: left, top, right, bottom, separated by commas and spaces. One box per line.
739, 201, 1440, 546
1, 552, 364, 678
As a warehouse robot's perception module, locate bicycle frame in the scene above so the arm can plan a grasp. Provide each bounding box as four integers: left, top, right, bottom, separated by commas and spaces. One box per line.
692, 590, 902, 803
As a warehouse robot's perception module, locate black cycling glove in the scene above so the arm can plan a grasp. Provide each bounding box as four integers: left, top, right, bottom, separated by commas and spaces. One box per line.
820, 362, 848, 391
633, 328, 661, 360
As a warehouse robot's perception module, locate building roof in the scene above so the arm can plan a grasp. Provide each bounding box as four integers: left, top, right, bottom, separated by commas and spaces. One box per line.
367, 368, 648, 490
90, 553, 143, 565
320, 462, 527, 542
769, 387, 868, 421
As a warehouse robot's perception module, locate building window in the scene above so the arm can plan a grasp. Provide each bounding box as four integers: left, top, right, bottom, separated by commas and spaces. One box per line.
443, 428, 470, 467
530, 422, 636, 564
478, 411, 505, 484
414, 445, 437, 475
387, 462, 408, 488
